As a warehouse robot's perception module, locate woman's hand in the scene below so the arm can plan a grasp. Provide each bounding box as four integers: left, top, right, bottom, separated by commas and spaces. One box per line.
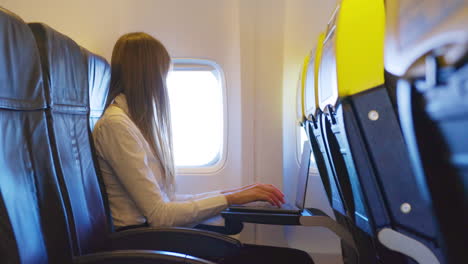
223, 183, 285, 207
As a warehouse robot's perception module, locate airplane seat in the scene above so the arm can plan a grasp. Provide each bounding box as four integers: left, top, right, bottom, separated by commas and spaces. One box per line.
0, 8, 73, 264
300, 50, 354, 261
301, 48, 336, 209
84, 49, 115, 236
318, 0, 446, 263
0, 8, 206, 264
28, 22, 111, 255
301, 34, 363, 264
304, 33, 346, 217
318, 3, 367, 234
385, 1, 468, 263
27, 22, 243, 262
314, 9, 383, 262
83, 49, 234, 236
298, 52, 330, 196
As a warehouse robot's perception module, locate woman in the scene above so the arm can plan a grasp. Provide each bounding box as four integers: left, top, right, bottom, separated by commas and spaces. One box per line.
93, 32, 313, 264
93, 32, 285, 229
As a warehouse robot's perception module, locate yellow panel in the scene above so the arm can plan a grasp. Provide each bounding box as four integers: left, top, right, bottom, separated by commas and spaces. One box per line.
336, 0, 385, 97
304, 33, 326, 118
313, 33, 326, 113
298, 54, 311, 122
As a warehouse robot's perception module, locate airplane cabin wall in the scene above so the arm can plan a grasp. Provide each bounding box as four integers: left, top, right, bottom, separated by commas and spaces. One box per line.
1, 0, 340, 260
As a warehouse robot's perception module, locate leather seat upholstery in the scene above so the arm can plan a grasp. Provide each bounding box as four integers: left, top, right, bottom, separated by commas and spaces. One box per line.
0, 8, 73, 264
29, 23, 110, 255
28, 22, 242, 262
0, 7, 220, 264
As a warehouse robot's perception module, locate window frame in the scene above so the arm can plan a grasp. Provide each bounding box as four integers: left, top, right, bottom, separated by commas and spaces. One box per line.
169, 58, 228, 175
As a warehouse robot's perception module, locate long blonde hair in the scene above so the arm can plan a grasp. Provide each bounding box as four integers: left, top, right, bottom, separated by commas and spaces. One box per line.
107, 32, 175, 195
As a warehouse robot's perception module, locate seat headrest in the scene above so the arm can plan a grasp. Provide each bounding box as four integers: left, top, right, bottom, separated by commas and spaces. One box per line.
318, 4, 340, 111
318, 0, 385, 111
86, 50, 110, 129
297, 54, 311, 124
29, 23, 88, 112
304, 33, 325, 119
335, 0, 385, 97
385, 0, 468, 76
0, 8, 45, 110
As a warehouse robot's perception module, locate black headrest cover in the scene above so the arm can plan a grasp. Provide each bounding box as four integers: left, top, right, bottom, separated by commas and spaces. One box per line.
0, 8, 45, 110
29, 23, 88, 112
86, 50, 110, 121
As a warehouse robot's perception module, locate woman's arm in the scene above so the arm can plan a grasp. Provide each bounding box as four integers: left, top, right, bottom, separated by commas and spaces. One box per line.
95, 116, 285, 227
175, 191, 222, 201
220, 184, 256, 194
94, 117, 228, 227
176, 185, 255, 201
179, 184, 286, 207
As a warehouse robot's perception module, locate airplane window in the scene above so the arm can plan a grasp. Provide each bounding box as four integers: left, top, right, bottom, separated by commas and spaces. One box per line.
298, 127, 316, 164
167, 60, 225, 170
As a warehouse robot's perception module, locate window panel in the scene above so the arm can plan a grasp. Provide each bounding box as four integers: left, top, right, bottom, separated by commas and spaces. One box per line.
298, 126, 316, 164
167, 60, 225, 169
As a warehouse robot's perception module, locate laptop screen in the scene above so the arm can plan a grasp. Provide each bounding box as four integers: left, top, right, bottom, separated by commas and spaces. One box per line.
295, 141, 312, 209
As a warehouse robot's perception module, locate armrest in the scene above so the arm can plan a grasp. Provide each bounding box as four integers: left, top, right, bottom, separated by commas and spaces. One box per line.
195, 219, 244, 235
107, 227, 241, 260
74, 250, 216, 264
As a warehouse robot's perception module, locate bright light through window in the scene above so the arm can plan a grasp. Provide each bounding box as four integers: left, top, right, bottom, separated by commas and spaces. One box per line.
167, 67, 224, 168
298, 127, 316, 163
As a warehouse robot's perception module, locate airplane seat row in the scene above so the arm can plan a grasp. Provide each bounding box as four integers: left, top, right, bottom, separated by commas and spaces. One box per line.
1, 6, 315, 264
302, 33, 345, 217
297, 0, 467, 263
0, 8, 72, 264
0, 7, 231, 264
27, 18, 292, 264
299, 33, 376, 264
313, 3, 389, 264
300, 44, 372, 264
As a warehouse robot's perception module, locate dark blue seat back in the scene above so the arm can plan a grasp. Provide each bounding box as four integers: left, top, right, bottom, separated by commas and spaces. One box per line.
343, 82, 444, 262
0, 8, 72, 264
29, 23, 111, 256
385, 1, 468, 262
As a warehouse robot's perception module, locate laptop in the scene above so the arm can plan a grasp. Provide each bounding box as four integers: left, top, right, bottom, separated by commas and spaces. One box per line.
228, 142, 312, 215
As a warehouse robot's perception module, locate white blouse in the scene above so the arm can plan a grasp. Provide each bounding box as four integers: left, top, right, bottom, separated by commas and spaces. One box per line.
92, 94, 228, 228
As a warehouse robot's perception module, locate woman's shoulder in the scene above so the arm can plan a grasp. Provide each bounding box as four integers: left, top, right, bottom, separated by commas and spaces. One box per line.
94, 105, 135, 135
